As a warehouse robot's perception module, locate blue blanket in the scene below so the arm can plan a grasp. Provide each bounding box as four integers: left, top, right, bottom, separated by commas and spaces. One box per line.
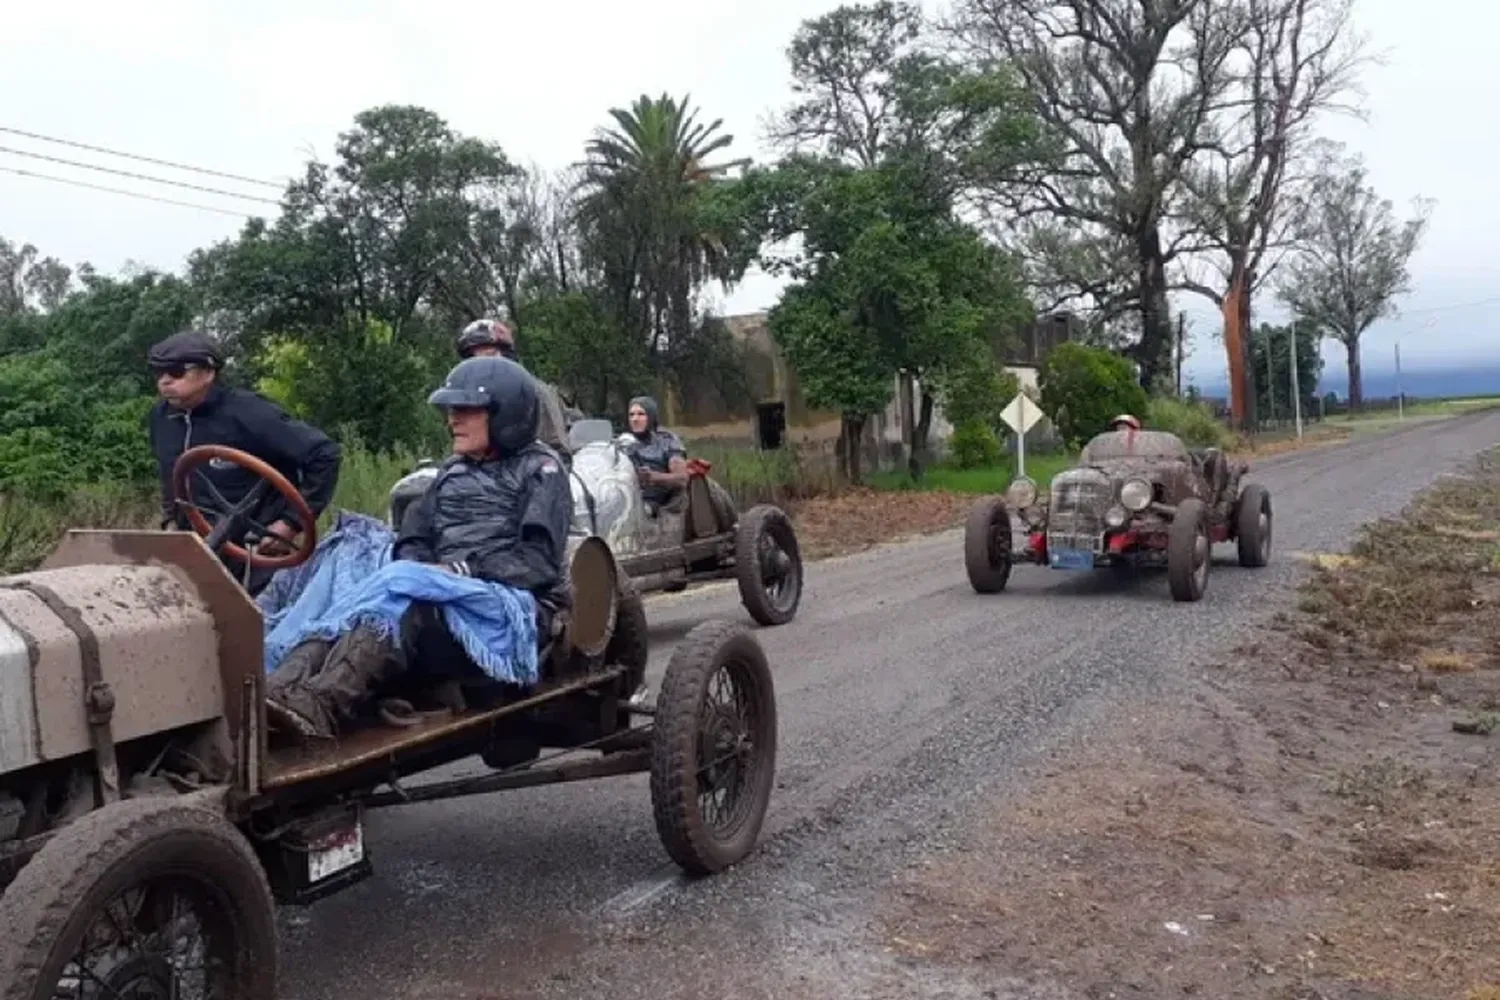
257, 511, 540, 687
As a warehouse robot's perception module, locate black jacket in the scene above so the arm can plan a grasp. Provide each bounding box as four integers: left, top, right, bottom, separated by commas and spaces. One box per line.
148, 385, 342, 534
392, 442, 573, 611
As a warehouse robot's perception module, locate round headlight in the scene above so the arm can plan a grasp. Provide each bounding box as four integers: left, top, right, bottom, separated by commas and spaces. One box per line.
1120, 478, 1152, 512
1006, 475, 1038, 509
1104, 505, 1128, 528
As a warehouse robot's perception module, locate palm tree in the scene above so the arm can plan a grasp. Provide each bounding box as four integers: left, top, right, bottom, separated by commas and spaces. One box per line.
574, 93, 747, 360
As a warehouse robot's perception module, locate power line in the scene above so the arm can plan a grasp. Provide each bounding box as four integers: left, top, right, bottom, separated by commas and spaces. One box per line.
0, 165, 256, 219
1398, 295, 1500, 316
0, 125, 284, 189
0, 144, 282, 206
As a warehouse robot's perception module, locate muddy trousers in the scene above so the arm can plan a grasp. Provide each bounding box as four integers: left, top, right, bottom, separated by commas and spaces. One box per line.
265, 605, 472, 739
265, 603, 554, 739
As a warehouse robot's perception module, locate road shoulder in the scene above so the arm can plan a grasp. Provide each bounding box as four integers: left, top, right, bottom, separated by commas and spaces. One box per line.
879, 447, 1500, 998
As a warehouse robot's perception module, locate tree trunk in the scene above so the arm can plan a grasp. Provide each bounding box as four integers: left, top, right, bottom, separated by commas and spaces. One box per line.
1344, 335, 1363, 410
1222, 263, 1258, 432
1134, 229, 1173, 390
898, 372, 917, 480
911, 385, 934, 481
839, 414, 866, 483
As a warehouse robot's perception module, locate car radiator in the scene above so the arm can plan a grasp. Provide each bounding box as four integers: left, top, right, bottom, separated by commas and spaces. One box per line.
1047, 475, 1113, 553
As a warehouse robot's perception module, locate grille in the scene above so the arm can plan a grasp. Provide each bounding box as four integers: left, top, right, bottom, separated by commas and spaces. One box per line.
1047, 474, 1113, 552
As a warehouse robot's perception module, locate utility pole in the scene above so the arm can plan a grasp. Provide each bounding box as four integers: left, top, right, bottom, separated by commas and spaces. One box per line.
1289, 321, 1303, 440
1175, 312, 1185, 396
1395, 341, 1404, 421
1264, 328, 1276, 427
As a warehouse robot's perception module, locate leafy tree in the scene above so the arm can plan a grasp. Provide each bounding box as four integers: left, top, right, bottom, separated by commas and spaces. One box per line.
1179, 0, 1365, 429
0, 236, 74, 316
948, 0, 1243, 389
1249, 319, 1323, 425
1037, 342, 1149, 447
1276, 147, 1430, 408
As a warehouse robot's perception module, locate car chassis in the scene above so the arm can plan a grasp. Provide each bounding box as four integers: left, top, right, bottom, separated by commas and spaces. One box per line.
0, 445, 778, 1000
964, 431, 1273, 602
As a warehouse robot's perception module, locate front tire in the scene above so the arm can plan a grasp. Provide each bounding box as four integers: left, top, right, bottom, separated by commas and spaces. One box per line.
0, 795, 278, 1000
1167, 497, 1210, 603
964, 497, 1013, 594
1236, 483, 1272, 568
650, 620, 777, 876
734, 505, 803, 626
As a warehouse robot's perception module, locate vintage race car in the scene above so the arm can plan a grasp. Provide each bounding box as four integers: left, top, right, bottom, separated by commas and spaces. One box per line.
388, 419, 804, 626
963, 428, 1273, 602
0, 445, 778, 1000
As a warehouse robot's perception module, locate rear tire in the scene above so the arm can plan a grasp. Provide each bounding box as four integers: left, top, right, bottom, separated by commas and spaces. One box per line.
1235, 483, 1272, 568
650, 620, 777, 876
964, 497, 1013, 594
0, 795, 278, 1000
609, 575, 650, 695
1167, 497, 1210, 603
735, 505, 803, 626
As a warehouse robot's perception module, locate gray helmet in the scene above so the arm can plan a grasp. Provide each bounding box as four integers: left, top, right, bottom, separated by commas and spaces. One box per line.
456, 318, 516, 360
628, 395, 660, 438
428, 356, 539, 455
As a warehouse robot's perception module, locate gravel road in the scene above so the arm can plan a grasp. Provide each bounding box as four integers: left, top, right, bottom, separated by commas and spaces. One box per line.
278, 409, 1500, 1000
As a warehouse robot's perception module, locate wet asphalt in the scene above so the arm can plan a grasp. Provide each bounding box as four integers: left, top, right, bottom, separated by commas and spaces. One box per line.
276, 409, 1500, 1000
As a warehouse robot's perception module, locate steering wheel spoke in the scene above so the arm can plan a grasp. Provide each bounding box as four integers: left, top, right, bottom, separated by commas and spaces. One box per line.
171, 445, 318, 572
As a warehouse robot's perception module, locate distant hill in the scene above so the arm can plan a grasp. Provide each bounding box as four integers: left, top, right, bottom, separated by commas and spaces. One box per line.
1187, 364, 1500, 401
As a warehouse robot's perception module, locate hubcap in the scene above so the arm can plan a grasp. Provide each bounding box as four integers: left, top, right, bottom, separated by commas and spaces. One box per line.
1259, 510, 1271, 558
1193, 530, 1209, 589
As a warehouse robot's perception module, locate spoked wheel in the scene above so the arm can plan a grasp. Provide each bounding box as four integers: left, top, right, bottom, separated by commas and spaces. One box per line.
963, 496, 1013, 594
650, 620, 777, 875
0, 797, 278, 1000
734, 505, 803, 626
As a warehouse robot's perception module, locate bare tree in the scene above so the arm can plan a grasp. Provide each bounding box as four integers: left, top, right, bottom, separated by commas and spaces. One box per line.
1276, 147, 1431, 409
1178, 0, 1365, 428
948, 0, 1242, 390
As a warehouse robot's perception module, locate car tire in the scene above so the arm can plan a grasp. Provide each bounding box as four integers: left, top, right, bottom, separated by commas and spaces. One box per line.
0, 794, 278, 1000
1235, 483, 1272, 568
964, 496, 1013, 594
650, 620, 777, 876
734, 505, 803, 627
1167, 497, 1210, 602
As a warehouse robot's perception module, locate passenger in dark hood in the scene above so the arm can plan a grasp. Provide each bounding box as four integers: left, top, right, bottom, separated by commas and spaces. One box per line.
621, 395, 690, 512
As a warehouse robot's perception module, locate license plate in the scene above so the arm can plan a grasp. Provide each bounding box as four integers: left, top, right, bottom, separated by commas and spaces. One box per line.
1050, 547, 1095, 571
307, 818, 364, 883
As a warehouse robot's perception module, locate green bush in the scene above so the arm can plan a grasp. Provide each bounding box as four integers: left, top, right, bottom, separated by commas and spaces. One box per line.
1038, 343, 1150, 447
1146, 396, 1235, 449
948, 420, 1001, 469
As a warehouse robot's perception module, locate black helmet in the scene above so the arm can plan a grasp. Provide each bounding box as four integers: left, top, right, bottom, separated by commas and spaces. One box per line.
148, 330, 223, 372
456, 318, 516, 360
428, 356, 539, 455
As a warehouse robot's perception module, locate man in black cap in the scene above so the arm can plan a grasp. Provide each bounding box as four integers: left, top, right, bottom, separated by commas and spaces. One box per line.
146, 330, 342, 593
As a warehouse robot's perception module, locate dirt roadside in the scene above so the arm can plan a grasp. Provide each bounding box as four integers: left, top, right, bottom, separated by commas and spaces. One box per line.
879, 448, 1500, 999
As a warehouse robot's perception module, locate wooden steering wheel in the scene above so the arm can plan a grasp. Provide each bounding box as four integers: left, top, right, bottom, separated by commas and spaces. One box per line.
171, 444, 318, 570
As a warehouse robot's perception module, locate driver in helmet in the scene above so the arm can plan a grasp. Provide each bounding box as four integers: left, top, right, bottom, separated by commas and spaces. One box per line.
1109, 414, 1142, 432
146, 330, 342, 595
265, 356, 572, 740
457, 318, 572, 464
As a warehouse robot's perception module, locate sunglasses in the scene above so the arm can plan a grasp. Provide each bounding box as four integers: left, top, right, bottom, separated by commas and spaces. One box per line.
151, 364, 194, 379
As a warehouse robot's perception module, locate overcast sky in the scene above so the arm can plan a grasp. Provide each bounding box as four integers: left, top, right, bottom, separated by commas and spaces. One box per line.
2, 0, 1494, 387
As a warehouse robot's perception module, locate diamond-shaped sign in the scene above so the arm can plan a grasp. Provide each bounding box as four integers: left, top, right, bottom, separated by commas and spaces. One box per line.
999, 392, 1042, 435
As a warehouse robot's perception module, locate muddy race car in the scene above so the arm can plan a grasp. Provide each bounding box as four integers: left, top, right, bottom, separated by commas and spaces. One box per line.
388, 419, 805, 627
0, 444, 778, 999
963, 428, 1273, 602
